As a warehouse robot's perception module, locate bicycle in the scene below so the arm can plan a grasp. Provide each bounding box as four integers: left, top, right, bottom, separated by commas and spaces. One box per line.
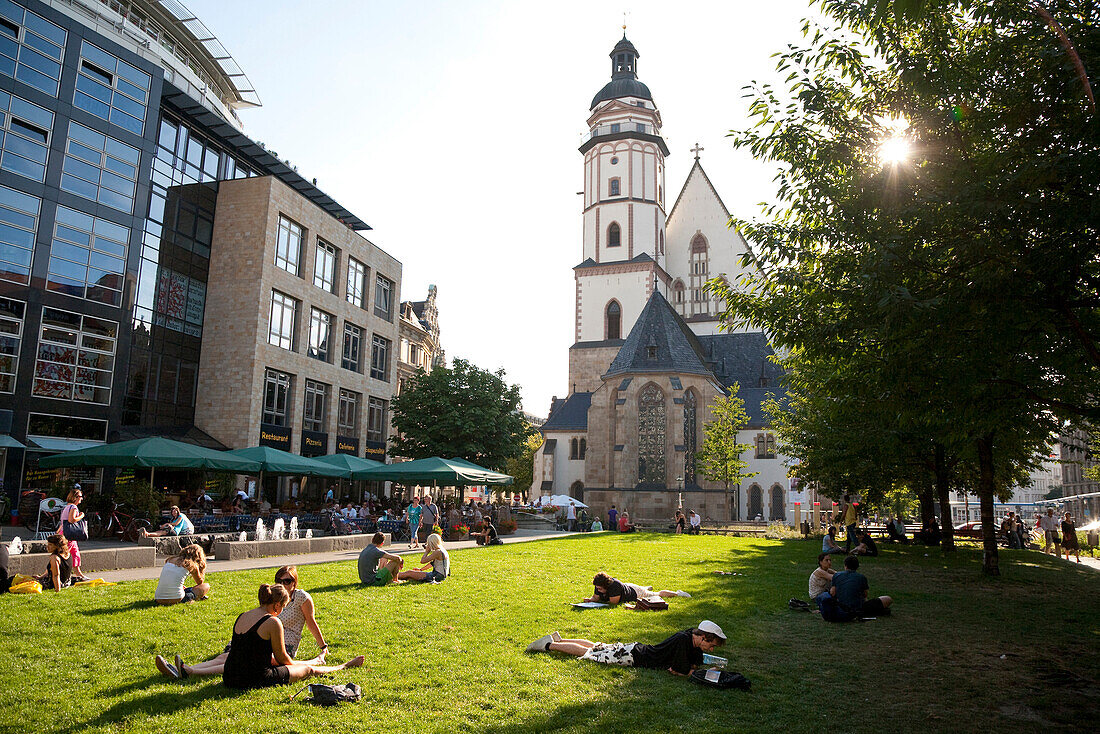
88, 502, 150, 541
19, 490, 51, 533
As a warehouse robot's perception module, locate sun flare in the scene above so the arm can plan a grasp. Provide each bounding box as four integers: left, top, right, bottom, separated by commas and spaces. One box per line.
878, 136, 911, 166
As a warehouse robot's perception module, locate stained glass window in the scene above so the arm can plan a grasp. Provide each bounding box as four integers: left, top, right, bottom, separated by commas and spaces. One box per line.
638, 383, 665, 484
683, 389, 697, 486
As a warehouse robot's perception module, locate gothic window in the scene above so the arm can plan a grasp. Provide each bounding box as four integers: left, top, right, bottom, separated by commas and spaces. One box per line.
659, 230, 664, 254
638, 383, 666, 484
609, 177, 620, 196
683, 389, 697, 486
770, 484, 785, 521
689, 233, 709, 313
607, 222, 621, 247
755, 433, 776, 459
606, 300, 621, 340
570, 437, 579, 460
579, 438, 587, 459
673, 280, 685, 305
748, 484, 763, 519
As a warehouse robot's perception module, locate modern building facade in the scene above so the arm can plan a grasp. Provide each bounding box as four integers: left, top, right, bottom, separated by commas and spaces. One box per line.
0, 0, 389, 501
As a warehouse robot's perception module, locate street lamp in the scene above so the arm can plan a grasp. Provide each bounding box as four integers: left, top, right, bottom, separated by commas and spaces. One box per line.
677, 476, 683, 512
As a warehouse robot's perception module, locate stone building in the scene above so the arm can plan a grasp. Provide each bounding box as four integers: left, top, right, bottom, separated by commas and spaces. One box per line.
396, 284, 443, 395
534, 34, 795, 522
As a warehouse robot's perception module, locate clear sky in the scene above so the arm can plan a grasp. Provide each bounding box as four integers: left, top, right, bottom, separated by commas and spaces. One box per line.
187, 0, 819, 416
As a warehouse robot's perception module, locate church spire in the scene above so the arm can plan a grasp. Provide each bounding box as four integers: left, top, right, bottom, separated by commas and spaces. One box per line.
610, 35, 640, 79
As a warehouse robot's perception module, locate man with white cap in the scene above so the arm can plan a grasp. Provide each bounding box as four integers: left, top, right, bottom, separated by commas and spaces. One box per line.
527, 620, 726, 676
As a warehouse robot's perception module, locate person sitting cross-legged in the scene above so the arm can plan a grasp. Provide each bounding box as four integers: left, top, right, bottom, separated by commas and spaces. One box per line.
828, 555, 892, 620
850, 530, 879, 557
396, 533, 450, 583
808, 553, 835, 608
473, 519, 503, 546
821, 526, 846, 555
357, 532, 403, 585
527, 620, 727, 677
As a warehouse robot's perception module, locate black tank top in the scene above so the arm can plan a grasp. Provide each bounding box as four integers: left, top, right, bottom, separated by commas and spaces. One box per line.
223, 613, 275, 689
43, 554, 71, 589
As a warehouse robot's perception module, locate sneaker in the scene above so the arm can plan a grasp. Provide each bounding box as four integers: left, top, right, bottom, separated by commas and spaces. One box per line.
526, 634, 553, 653
155, 655, 180, 680
175, 655, 187, 679
675, 590, 691, 598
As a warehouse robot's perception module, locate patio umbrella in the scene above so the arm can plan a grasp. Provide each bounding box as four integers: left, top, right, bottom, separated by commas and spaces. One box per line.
311, 453, 385, 479
549, 494, 588, 508
361, 456, 514, 486
224, 446, 350, 500
38, 436, 262, 488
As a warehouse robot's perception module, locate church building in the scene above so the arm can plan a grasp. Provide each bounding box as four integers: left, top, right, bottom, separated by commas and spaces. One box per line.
535, 35, 796, 523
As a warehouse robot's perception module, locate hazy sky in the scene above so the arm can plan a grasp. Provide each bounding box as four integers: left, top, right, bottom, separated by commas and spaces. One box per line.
187, 0, 820, 416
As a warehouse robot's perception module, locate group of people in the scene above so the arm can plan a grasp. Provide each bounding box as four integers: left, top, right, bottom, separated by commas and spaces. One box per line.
1035, 508, 1081, 562
605, 505, 636, 533
807, 552, 893, 622
674, 509, 702, 534
356, 532, 450, 585
820, 526, 878, 557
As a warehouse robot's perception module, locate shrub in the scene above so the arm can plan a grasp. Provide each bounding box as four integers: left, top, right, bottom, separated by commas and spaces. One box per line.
113, 480, 162, 520
764, 522, 801, 539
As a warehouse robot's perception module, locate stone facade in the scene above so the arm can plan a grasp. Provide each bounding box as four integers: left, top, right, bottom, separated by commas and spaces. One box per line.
567, 343, 622, 394
195, 175, 401, 454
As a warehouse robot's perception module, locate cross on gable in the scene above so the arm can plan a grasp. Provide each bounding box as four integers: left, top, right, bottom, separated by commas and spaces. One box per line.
691, 143, 704, 160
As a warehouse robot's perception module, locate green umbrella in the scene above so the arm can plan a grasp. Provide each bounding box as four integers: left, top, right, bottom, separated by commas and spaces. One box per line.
362, 456, 514, 486
223, 446, 349, 478
312, 453, 385, 479
38, 436, 262, 488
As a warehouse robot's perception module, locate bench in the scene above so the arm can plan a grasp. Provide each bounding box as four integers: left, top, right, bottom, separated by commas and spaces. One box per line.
7, 545, 155, 575
137, 532, 239, 556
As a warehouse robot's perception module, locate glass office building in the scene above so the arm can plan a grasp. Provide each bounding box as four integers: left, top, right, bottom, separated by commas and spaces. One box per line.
0, 0, 372, 500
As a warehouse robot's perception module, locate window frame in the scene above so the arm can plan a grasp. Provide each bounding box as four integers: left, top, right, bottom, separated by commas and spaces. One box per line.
342, 321, 362, 372
302, 379, 328, 433
268, 290, 298, 351
262, 368, 292, 427
370, 333, 391, 382
275, 215, 303, 275
338, 388, 360, 437
346, 257, 368, 308
307, 307, 332, 362
313, 239, 338, 293
374, 274, 393, 321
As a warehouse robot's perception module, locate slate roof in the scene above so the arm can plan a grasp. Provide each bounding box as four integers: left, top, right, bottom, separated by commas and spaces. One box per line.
574, 252, 655, 270
541, 392, 593, 431
698, 332, 786, 427
604, 290, 713, 379
591, 78, 653, 109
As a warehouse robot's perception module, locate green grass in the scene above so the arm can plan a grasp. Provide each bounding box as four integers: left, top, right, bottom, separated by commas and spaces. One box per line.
2, 534, 1098, 733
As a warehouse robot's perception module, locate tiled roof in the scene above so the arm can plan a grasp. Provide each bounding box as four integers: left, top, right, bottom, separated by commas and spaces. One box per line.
604, 290, 712, 378
541, 392, 593, 431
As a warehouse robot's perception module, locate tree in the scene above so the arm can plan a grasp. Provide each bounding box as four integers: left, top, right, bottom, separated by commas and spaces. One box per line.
696, 384, 758, 521
390, 359, 537, 471
505, 431, 543, 499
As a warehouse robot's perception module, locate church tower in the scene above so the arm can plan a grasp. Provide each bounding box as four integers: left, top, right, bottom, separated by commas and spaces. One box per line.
570, 35, 672, 393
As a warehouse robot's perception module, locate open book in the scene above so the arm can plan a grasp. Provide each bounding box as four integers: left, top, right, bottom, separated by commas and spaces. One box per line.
570, 601, 610, 608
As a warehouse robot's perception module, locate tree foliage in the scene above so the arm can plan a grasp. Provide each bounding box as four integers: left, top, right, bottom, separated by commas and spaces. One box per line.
505, 431, 543, 498
696, 384, 758, 520
712, 0, 1097, 573
389, 359, 537, 471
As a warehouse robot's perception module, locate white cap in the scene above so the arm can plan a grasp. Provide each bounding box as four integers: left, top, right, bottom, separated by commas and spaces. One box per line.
73, 483, 81, 489
698, 620, 726, 640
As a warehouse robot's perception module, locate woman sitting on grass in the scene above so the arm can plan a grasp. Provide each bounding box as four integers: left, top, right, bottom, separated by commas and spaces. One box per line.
396, 533, 449, 583
583, 571, 689, 605
219, 583, 363, 689
527, 620, 727, 677
36, 534, 72, 591
154, 544, 209, 606
155, 565, 329, 679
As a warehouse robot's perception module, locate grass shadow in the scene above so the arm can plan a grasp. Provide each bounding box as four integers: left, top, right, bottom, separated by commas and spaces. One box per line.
67, 681, 244, 734
306, 582, 363, 594
82, 599, 157, 615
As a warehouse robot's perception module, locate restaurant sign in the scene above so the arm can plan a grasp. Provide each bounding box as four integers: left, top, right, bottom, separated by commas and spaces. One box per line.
336, 436, 359, 455
301, 430, 328, 457
259, 424, 291, 451
363, 440, 386, 462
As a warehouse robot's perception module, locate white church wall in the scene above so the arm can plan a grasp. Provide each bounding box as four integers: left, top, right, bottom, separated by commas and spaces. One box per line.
577, 270, 652, 342
543, 431, 587, 494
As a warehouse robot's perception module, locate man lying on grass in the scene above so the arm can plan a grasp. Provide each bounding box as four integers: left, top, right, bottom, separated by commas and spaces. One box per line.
582, 571, 690, 606
527, 620, 726, 676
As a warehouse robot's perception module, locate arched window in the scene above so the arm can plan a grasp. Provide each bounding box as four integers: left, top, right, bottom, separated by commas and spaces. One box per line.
570, 481, 585, 503
755, 433, 776, 459
638, 383, 666, 485
683, 389, 697, 486
570, 438, 579, 460
607, 222, 621, 248
673, 280, 685, 304
609, 177, 621, 196
748, 484, 763, 520
579, 438, 587, 459
659, 230, 664, 254
770, 484, 785, 521
606, 301, 621, 340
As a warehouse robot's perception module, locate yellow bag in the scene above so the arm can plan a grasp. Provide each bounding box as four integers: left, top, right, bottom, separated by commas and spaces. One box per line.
73, 578, 115, 588
9, 575, 42, 594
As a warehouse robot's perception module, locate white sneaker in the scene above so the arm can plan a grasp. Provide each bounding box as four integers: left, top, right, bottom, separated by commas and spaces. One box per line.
526, 634, 553, 653
675, 590, 691, 598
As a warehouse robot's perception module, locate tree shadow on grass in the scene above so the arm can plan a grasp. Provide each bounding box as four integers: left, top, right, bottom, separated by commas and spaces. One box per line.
65, 680, 244, 734
81, 599, 157, 615
307, 582, 363, 594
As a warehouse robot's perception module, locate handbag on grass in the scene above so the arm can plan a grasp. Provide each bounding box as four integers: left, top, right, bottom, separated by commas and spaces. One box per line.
63, 518, 89, 542
634, 597, 669, 611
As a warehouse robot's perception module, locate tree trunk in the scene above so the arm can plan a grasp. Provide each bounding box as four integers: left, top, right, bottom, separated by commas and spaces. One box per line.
976, 434, 1000, 576
934, 443, 955, 552
917, 485, 935, 530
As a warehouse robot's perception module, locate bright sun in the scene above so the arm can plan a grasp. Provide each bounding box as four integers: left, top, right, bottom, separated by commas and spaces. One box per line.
878, 136, 911, 166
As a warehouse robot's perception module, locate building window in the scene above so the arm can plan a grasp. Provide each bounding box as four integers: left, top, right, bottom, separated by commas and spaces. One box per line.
770, 484, 785, 521
683, 390, 697, 486
638, 383, 666, 484
748, 484, 763, 519
607, 222, 621, 248
0, 183, 39, 286
636, 123, 645, 133
370, 334, 391, 381
32, 307, 117, 404
314, 240, 337, 293
0, 90, 52, 181
409, 343, 421, 367
606, 301, 621, 340
47, 206, 129, 307
338, 389, 360, 438
268, 290, 298, 350
755, 433, 776, 459
570, 438, 579, 460
60, 122, 140, 213
580, 438, 587, 459
367, 396, 387, 442
303, 380, 328, 433
262, 368, 292, 426
0, 296, 24, 393
374, 274, 393, 320
0, 4, 66, 96
609, 177, 620, 196
307, 308, 332, 362
610, 123, 620, 133
346, 257, 367, 308
275, 215, 303, 275
73, 41, 151, 135
342, 322, 362, 372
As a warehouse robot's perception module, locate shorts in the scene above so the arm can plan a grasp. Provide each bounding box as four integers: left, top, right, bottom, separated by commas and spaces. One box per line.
182, 586, 198, 603
375, 567, 393, 585
424, 570, 446, 583
1045, 530, 1060, 544
224, 665, 291, 690
581, 642, 636, 667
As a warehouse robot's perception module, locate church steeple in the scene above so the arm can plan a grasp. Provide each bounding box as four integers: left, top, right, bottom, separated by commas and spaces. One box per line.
611, 35, 639, 79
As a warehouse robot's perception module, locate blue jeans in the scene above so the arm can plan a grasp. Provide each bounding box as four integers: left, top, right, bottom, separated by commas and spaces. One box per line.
814, 591, 832, 608
846, 524, 858, 551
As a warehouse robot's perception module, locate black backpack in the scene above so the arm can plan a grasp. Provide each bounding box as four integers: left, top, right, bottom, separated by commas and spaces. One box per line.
690, 669, 751, 690
294, 683, 362, 706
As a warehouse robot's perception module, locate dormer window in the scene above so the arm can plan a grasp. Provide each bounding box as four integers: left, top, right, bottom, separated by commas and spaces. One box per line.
647, 345, 658, 360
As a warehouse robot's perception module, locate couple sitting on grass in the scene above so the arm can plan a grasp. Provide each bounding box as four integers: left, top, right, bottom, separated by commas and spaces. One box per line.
154, 565, 363, 688
808, 553, 892, 622
527, 620, 727, 677
356, 532, 450, 585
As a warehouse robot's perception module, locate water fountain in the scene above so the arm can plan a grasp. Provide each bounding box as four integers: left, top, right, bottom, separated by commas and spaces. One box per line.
272, 517, 285, 540
239, 531, 247, 542
288, 516, 300, 540
254, 518, 267, 542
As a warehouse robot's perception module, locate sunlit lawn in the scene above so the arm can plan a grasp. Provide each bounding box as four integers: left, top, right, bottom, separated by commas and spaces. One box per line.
1, 533, 1097, 733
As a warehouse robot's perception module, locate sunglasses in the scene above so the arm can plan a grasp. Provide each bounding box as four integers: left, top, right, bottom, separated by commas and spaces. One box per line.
276, 577, 295, 585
